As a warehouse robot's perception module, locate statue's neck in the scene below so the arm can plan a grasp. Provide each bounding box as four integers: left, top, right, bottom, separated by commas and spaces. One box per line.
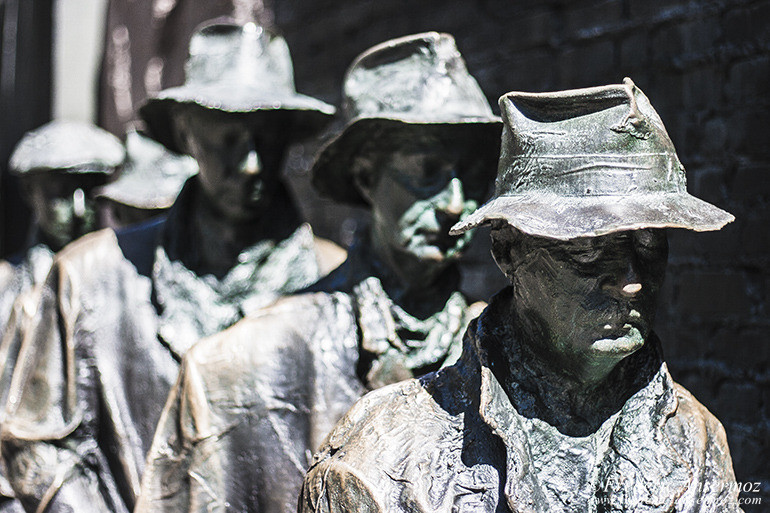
493, 300, 653, 436
367, 230, 460, 319
174, 183, 300, 278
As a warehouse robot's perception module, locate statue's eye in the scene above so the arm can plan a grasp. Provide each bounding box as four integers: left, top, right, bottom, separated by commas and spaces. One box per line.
569, 247, 602, 264
564, 238, 603, 264
223, 133, 240, 148
634, 229, 666, 259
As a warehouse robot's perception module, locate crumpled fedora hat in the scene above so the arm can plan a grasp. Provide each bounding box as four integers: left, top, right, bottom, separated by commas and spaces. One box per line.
96, 131, 198, 210
10, 120, 125, 176
451, 78, 734, 240
140, 19, 335, 154
311, 32, 502, 206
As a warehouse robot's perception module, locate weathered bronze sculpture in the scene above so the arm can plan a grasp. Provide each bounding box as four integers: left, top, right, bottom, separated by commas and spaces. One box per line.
0, 121, 124, 332
0, 121, 123, 513
299, 79, 743, 513
96, 130, 198, 227
1, 20, 341, 513
135, 33, 501, 513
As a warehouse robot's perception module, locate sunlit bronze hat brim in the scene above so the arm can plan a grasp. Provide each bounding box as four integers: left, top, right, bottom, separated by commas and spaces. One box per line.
450, 192, 734, 240
140, 84, 336, 154
311, 116, 502, 207
96, 171, 198, 210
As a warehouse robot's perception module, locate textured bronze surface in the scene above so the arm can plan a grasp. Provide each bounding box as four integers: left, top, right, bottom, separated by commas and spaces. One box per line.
1, 20, 340, 513
135, 32, 498, 513
300, 81, 741, 513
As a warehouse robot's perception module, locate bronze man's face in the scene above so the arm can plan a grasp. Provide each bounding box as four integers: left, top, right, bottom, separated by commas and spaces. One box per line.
21, 171, 107, 251
509, 229, 668, 377
362, 134, 491, 264
176, 108, 290, 221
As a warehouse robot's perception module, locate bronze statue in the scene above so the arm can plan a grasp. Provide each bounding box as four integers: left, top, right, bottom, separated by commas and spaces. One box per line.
0, 121, 124, 332
0, 120, 123, 513
96, 130, 198, 228
1, 20, 342, 513
135, 33, 501, 513
300, 79, 743, 513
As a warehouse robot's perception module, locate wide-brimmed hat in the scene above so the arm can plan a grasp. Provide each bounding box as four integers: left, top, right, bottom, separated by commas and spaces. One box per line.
451, 78, 734, 240
9, 120, 125, 176
95, 131, 198, 210
311, 32, 502, 206
139, 19, 335, 154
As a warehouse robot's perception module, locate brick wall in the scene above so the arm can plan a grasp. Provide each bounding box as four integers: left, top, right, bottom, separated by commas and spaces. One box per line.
273, 0, 770, 509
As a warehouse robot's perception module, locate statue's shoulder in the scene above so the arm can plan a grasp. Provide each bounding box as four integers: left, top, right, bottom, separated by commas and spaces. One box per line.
302, 373, 466, 513
49, 229, 122, 276
667, 380, 738, 482
185, 290, 358, 377
313, 373, 458, 469
311, 234, 347, 276
330, 378, 431, 437
669, 381, 724, 431
666, 381, 742, 510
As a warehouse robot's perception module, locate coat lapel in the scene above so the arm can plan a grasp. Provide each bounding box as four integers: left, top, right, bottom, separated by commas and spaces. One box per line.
469, 305, 691, 513
596, 363, 692, 512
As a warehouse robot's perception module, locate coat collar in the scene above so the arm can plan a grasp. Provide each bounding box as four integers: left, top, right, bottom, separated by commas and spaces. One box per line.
152, 222, 321, 359
308, 235, 470, 389
353, 276, 469, 388
465, 291, 692, 513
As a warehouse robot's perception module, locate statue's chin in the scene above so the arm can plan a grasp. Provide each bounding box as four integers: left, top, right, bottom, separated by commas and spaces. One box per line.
590, 326, 645, 357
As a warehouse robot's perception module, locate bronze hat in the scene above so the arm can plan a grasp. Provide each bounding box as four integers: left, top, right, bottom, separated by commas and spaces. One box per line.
140, 19, 335, 154
96, 131, 198, 210
9, 120, 125, 176
451, 78, 734, 240
311, 32, 502, 206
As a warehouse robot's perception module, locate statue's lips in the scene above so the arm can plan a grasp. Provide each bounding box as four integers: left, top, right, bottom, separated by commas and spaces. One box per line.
591, 325, 645, 355
224, 178, 264, 204
597, 309, 645, 339
599, 322, 633, 339
599, 309, 644, 338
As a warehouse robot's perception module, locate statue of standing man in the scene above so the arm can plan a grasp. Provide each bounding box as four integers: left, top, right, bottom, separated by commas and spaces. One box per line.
2, 19, 342, 513
136, 32, 501, 513
300, 79, 743, 513
0, 121, 124, 513
0, 121, 124, 334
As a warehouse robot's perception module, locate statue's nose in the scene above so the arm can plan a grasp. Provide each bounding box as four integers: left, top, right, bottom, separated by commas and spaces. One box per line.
73, 188, 86, 219
441, 178, 465, 217
239, 147, 262, 176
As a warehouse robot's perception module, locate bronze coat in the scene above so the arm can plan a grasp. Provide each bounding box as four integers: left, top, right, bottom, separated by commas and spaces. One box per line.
1, 204, 342, 513
300, 289, 742, 513
136, 251, 483, 513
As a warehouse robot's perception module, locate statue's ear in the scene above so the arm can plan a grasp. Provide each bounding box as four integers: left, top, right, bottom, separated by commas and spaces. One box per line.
17, 174, 35, 205
352, 157, 377, 205
170, 107, 193, 156
490, 222, 519, 281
